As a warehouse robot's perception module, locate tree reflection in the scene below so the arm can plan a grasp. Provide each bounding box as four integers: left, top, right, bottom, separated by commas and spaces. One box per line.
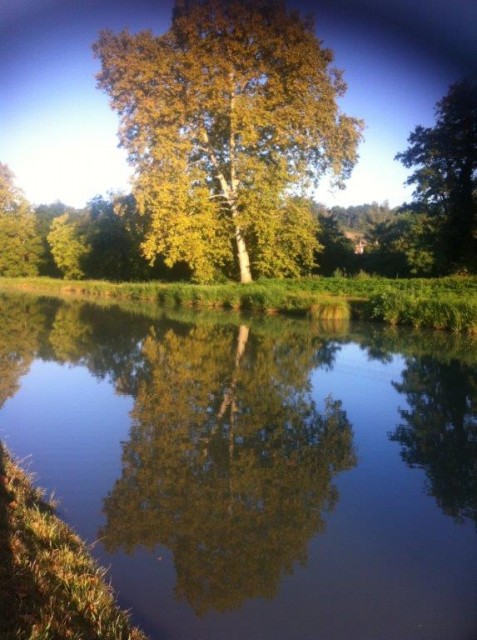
0, 294, 52, 408
391, 356, 477, 526
100, 322, 356, 614
47, 300, 154, 395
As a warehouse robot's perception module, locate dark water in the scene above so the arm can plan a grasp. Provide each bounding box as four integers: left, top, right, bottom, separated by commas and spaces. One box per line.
0, 292, 476, 640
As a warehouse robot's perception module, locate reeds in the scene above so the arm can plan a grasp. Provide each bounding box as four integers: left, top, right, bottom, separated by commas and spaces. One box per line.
370, 290, 477, 333
0, 274, 476, 332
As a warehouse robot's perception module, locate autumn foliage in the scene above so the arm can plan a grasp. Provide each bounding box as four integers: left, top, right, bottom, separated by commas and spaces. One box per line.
93, 0, 362, 282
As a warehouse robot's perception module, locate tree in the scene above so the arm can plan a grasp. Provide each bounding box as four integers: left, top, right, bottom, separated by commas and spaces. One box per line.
362, 211, 442, 277
328, 201, 395, 234
0, 163, 42, 277
93, 0, 363, 282
82, 195, 144, 281
313, 207, 356, 275
34, 202, 76, 276
47, 213, 90, 279
0, 163, 22, 212
396, 75, 477, 271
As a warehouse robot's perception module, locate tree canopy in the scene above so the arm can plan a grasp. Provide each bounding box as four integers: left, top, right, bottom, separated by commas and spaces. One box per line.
93, 0, 363, 282
0, 163, 42, 277
47, 213, 91, 280
396, 75, 477, 272
361, 211, 441, 277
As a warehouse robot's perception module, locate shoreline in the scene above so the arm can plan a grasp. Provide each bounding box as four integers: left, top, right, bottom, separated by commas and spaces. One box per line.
0, 442, 149, 640
0, 275, 476, 333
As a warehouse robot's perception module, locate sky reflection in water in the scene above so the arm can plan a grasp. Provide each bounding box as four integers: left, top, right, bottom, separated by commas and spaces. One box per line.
0, 293, 475, 640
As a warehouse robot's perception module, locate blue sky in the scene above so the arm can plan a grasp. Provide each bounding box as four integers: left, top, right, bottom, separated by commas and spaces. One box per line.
1, 0, 475, 209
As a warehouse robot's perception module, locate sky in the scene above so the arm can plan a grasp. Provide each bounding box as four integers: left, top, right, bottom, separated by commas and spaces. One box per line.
1, 0, 476, 210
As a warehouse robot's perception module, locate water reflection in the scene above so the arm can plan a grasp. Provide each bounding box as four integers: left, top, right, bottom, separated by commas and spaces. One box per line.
100, 322, 356, 614
353, 324, 477, 527
45, 300, 153, 392
0, 292, 476, 625
390, 355, 477, 526
0, 293, 51, 408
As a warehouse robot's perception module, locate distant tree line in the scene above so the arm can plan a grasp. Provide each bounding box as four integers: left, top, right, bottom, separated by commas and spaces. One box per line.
0, 73, 475, 282
0, 170, 192, 281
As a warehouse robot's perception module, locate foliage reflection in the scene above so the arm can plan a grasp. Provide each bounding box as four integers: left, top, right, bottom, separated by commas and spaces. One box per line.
0, 293, 53, 408
390, 355, 477, 527
100, 322, 356, 614
1, 293, 476, 612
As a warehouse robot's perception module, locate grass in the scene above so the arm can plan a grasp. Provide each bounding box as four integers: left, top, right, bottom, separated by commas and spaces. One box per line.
370, 289, 477, 332
0, 442, 148, 640
0, 274, 476, 332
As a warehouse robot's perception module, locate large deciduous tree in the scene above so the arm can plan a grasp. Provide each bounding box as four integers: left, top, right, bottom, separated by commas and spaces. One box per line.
93, 0, 362, 282
396, 75, 477, 272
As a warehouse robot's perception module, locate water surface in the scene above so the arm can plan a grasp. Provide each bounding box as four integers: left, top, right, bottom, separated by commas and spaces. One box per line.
0, 292, 475, 640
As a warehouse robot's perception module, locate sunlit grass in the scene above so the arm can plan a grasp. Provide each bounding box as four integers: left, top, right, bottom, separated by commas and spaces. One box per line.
370, 290, 477, 333
0, 442, 148, 640
0, 274, 476, 332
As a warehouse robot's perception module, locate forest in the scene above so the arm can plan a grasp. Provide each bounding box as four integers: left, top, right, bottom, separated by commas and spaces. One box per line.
0, 172, 474, 284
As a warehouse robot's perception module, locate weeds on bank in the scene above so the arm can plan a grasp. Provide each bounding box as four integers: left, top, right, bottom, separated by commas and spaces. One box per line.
0, 274, 476, 332
371, 289, 477, 333
0, 442, 148, 640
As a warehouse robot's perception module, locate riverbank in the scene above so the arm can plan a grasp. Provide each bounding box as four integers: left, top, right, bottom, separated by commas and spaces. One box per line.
0, 442, 148, 640
0, 274, 476, 332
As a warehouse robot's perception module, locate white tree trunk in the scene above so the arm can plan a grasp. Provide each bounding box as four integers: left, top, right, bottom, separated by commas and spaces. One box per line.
234, 225, 252, 283
202, 118, 253, 283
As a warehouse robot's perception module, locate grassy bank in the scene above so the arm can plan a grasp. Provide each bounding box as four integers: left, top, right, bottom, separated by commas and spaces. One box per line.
0, 274, 476, 332
0, 442, 148, 640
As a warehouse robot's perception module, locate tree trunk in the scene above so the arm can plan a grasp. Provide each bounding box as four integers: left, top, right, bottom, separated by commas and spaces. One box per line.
234, 224, 252, 283
229, 80, 252, 284
201, 126, 253, 283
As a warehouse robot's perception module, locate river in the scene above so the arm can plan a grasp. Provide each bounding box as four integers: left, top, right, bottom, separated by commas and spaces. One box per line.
0, 292, 475, 640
